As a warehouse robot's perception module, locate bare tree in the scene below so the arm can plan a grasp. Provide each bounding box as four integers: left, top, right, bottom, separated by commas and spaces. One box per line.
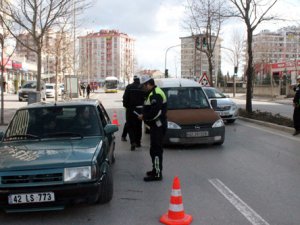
43, 17, 73, 101
228, 0, 279, 112
223, 29, 244, 75
0, 0, 89, 100
185, 0, 227, 86
0, 22, 16, 125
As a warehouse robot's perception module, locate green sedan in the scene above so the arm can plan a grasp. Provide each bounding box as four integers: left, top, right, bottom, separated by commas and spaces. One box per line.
0, 99, 118, 213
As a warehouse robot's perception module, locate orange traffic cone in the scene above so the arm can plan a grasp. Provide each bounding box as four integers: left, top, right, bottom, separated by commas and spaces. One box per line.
111, 111, 120, 126
160, 176, 193, 225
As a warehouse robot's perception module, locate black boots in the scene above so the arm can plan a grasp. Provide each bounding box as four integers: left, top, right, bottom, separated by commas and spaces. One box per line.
144, 170, 162, 182
293, 130, 300, 136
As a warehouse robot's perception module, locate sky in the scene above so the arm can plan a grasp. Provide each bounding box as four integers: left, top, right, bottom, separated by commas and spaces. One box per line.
81, 0, 300, 78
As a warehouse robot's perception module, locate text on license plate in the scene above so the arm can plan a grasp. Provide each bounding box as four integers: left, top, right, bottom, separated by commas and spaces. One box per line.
8, 192, 55, 204
218, 111, 229, 116
186, 131, 209, 137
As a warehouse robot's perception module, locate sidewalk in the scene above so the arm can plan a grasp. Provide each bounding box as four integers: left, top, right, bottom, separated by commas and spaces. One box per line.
226, 93, 293, 105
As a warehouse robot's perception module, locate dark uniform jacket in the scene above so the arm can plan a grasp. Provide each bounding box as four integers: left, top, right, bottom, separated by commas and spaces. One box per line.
294, 84, 300, 107
123, 80, 145, 111
143, 86, 167, 127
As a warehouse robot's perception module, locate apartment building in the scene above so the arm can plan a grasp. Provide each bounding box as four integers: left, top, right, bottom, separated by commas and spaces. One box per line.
180, 34, 221, 84
78, 29, 135, 83
253, 26, 300, 82
253, 27, 300, 64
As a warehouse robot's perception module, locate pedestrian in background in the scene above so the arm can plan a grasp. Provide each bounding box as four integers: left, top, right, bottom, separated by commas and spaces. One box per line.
86, 84, 91, 99
81, 83, 86, 97
293, 75, 300, 136
123, 75, 145, 151
138, 75, 167, 182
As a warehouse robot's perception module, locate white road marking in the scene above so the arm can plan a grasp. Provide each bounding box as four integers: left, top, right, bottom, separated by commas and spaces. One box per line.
209, 178, 270, 225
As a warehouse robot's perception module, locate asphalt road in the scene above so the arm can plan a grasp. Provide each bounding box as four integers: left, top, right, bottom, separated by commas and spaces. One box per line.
0, 91, 299, 225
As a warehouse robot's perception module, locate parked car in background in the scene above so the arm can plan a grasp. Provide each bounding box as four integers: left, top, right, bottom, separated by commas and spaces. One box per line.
155, 78, 225, 146
202, 86, 238, 123
0, 99, 118, 212
18, 81, 46, 102
45, 83, 61, 98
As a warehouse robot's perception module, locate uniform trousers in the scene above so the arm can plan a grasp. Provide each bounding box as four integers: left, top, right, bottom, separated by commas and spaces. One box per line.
149, 121, 167, 173
126, 109, 142, 145
293, 106, 300, 131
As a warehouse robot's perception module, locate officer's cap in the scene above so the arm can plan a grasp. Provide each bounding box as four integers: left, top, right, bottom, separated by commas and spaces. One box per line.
140, 75, 152, 84
133, 75, 139, 81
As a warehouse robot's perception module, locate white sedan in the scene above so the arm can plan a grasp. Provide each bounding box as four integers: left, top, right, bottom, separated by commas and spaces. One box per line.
203, 86, 239, 123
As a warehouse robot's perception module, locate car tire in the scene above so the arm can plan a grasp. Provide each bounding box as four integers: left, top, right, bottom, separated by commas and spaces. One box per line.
19, 98, 22, 102
95, 165, 113, 204
111, 143, 116, 164
214, 140, 224, 145
226, 119, 235, 124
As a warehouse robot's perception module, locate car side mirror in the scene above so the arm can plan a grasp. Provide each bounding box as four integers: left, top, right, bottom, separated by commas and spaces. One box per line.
210, 99, 217, 110
104, 124, 119, 134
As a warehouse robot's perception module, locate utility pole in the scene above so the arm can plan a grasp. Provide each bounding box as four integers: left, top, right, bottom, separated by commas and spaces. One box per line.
0, 34, 4, 124
164, 44, 180, 78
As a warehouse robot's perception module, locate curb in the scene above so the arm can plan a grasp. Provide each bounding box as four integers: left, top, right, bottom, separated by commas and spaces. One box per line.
238, 116, 295, 134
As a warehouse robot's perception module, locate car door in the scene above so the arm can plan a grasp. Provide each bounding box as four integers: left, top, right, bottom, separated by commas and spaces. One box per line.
97, 103, 115, 161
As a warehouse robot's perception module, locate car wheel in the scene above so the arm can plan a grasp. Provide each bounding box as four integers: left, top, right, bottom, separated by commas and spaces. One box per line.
19, 98, 22, 102
111, 143, 116, 164
214, 141, 224, 145
95, 165, 113, 204
226, 119, 235, 124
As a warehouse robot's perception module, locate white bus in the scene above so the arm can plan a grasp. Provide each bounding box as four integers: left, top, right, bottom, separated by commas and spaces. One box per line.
104, 76, 119, 93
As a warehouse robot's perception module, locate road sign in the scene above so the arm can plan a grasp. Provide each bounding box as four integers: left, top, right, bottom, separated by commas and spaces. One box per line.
199, 72, 210, 86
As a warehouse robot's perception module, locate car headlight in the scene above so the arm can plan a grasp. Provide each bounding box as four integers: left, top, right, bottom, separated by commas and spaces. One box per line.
168, 121, 181, 129
212, 119, 225, 128
231, 104, 237, 110
64, 166, 92, 183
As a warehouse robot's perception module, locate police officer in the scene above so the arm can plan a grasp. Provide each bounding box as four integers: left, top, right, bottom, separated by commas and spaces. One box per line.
138, 75, 167, 182
123, 75, 145, 150
293, 75, 300, 136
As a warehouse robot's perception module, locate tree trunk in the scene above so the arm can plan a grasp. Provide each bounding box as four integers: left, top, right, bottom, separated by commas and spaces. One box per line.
246, 27, 254, 113
208, 55, 214, 87
37, 47, 42, 92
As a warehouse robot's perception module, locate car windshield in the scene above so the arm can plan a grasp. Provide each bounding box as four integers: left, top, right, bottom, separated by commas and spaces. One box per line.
46, 85, 54, 89
204, 88, 227, 99
22, 82, 36, 89
163, 87, 210, 109
3, 105, 102, 141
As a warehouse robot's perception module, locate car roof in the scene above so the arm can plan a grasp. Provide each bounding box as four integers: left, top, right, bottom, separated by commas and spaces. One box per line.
18, 99, 101, 110
155, 78, 201, 88
202, 86, 214, 89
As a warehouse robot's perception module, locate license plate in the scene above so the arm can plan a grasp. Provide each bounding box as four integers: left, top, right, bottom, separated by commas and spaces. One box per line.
8, 192, 55, 204
218, 111, 229, 116
186, 131, 209, 137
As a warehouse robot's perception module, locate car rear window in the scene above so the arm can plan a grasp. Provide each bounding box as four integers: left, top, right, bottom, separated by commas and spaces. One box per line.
4, 105, 103, 141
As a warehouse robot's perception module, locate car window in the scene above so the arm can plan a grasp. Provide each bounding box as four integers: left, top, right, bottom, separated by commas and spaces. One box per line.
97, 104, 111, 126
164, 87, 209, 109
205, 88, 226, 98
23, 82, 36, 89
4, 105, 102, 141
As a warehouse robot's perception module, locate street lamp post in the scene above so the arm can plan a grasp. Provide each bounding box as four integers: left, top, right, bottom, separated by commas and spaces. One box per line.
221, 46, 238, 97
0, 33, 4, 125
164, 44, 180, 78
